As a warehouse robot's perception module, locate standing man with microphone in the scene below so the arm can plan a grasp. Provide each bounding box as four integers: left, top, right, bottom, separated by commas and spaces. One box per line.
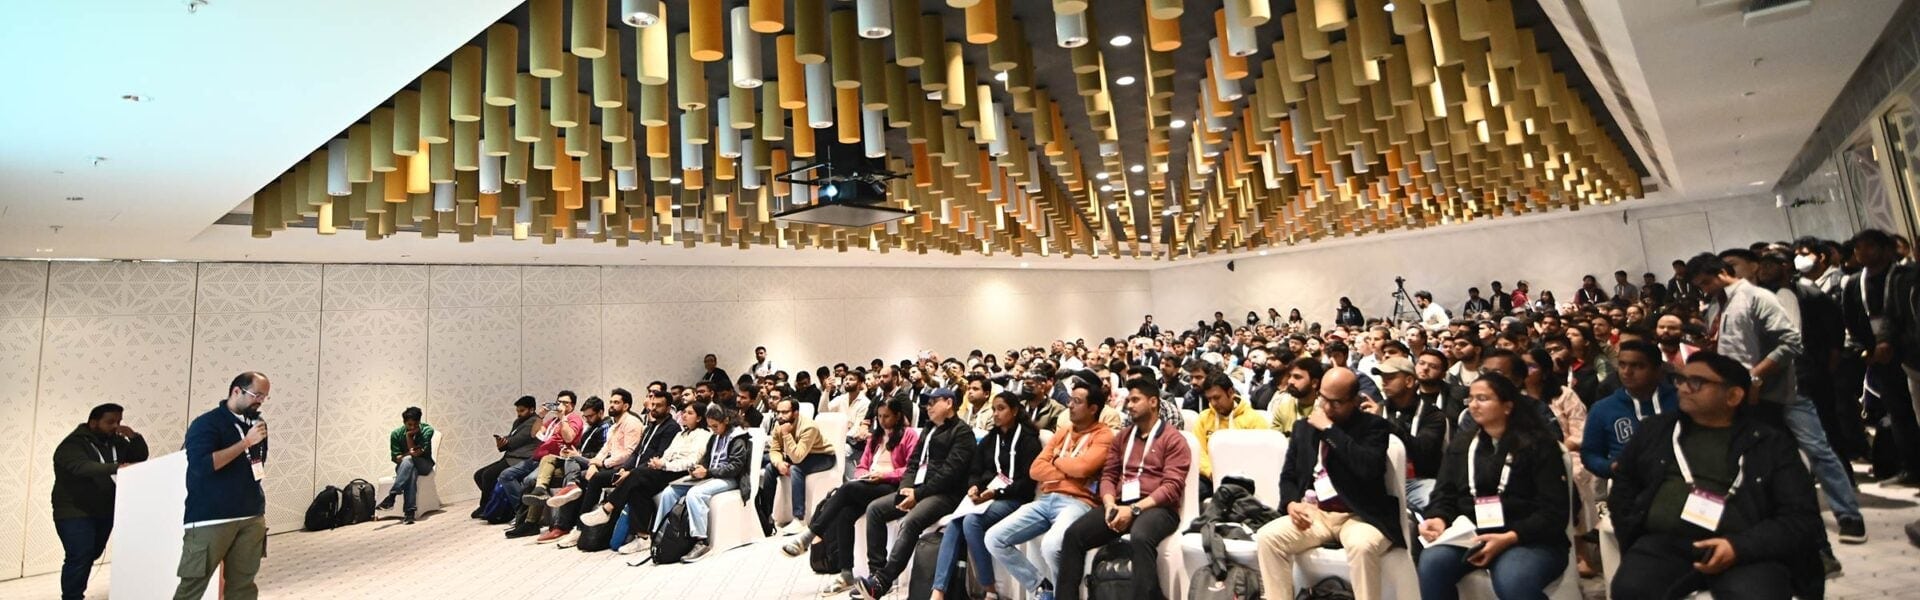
174, 372, 270, 600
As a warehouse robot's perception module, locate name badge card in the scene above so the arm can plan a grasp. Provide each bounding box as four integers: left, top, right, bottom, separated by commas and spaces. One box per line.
1474, 496, 1505, 529
1680, 488, 1727, 531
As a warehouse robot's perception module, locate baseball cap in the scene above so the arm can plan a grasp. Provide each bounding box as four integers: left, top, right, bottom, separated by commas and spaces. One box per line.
1371, 356, 1416, 376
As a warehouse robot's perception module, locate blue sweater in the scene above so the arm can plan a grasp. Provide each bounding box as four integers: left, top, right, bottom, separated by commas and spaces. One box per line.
182, 404, 266, 523
1579, 383, 1680, 478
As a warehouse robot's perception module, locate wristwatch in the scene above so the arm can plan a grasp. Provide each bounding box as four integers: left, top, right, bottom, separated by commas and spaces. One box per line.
1129, 505, 1142, 517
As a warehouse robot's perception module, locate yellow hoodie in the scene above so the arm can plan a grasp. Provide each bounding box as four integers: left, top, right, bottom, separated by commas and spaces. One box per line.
1195, 399, 1269, 479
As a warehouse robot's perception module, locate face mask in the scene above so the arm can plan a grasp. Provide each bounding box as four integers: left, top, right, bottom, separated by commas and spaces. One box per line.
1793, 254, 1816, 273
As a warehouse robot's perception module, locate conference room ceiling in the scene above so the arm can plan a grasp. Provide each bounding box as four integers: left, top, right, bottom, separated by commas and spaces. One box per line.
0, 0, 1899, 268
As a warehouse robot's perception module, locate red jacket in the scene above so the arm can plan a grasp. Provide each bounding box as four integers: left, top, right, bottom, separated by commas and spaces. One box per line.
1100, 419, 1191, 511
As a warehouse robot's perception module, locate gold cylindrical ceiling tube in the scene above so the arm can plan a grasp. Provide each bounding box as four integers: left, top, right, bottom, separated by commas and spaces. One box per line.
1312, 0, 1348, 32
794, 0, 827, 64
1145, 0, 1179, 20
1428, 3, 1464, 67
639, 82, 668, 126
393, 90, 421, 156
346, 123, 373, 182
421, 71, 452, 144
1393, 0, 1427, 36
1292, 10, 1330, 60
749, 0, 784, 33
454, 120, 479, 170
550, 63, 580, 128
730, 83, 756, 129
860, 38, 888, 108
965, 0, 998, 45
451, 46, 483, 121
831, 9, 860, 89
514, 74, 541, 141
689, 0, 725, 61
593, 29, 625, 107
891, 0, 922, 65
372, 109, 398, 171
761, 81, 785, 140
1457, 0, 1491, 41
484, 24, 519, 106
730, 6, 764, 88
571, 0, 608, 58
530, 0, 565, 77
943, 42, 968, 111
637, 7, 670, 84
921, 13, 947, 72
675, 33, 710, 109
777, 35, 805, 108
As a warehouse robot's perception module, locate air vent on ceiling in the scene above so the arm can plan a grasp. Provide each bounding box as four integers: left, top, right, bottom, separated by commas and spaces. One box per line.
1745, 0, 1813, 27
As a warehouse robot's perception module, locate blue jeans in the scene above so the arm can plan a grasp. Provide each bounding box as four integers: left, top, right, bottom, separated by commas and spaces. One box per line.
1418, 542, 1567, 600
654, 477, 738, 539
933, 499, 1020, 591
1783, 394, 1862, 518
983, 494, 1095, 592
391, 456, 422, 514
496, 457, 540, 500
54, 516, 112, 600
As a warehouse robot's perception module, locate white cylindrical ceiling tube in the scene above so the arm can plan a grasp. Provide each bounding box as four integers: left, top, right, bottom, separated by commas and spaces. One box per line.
478, 141, 503, 193
434, 182, 455, 212
856, 0, 892, 38
326, 138, 352, 196
805, 62, 834, 127
730, 7, 764, 88
1055, 12, 1088, 48
621, 0, 662, 27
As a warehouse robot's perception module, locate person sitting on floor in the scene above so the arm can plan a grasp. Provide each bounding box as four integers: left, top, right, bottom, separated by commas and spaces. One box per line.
755, 396, 836, 536
855, 388, 978, 599
1416, 373, 1570, 600
1607, 353, 1825, 600
929, 391, 1043, 600
783, 398, 918, 596
651, 402, 752, 562
1255, 367, 1400, 600
376, 406, 433, 524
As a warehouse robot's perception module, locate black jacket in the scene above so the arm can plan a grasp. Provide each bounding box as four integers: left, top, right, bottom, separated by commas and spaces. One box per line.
1428, 429, 1570, 551
1607, 413, 1823, 598
51, 426, 149, 519
624, 416, 683, 471
1280, 412, 1403, 548
696, 427, 755, 504
1383, 399, 1448, 479
968, 422, 1044, 503
1881, 263, 1920, 369
502, 413, 539, 463
903, 419, 978, 497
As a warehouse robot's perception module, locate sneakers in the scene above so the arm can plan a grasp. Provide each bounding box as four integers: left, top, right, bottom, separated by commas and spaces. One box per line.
1821, 548, 1844, 579
683, 541, 713, 562
377, 495, 396, 511
504, 521, 542, 539
522, 486, 552, 507
1839, 516, 1868, 544
782, 535, 813, 557
820, 572, 857, 597
556, 530, 582, 549
470, 506, 486, 519
855, 576, 889, 600
402, 511, 416, 525
615, 535, 652, 555
781, 521, 810, 536
546, 484, 583, 508
535, 527, 568, 544
579, 506, 613, 527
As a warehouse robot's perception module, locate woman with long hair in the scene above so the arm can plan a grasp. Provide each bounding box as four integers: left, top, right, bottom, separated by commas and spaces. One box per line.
649, 402, 751, 562
1417, 374, 1571, 600
930, 391, 1043, 600
591, 401, 712, 554
784, 398, 920, 595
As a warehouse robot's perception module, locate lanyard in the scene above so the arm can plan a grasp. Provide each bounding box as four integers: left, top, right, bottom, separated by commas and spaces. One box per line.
915, 424, 937, 464
992, 425, 1021, 476
90, 439, 117, 465
1632, 389, 1664, 421
1673, 425, 1744, 494
1119, 420, 1163, 480
1467, 435, 1512, 497
1060, 427, 1095, 458
709, 433, 727, 465
1394, 401, 1424, 432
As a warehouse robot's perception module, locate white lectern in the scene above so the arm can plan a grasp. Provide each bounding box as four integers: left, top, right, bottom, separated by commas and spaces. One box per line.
112, 451, 219, 600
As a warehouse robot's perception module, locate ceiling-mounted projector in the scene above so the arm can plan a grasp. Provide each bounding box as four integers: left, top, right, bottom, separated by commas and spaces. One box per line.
772, 143, 912, 228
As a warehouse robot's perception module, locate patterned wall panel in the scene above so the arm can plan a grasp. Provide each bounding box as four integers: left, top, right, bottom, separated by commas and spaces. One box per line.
315, 308, 428, 490
428, 305, 522, 502
321, 264, 429, 311
0, 262, 45, 580
522, 266, 600, 306
189, 310, 322, 534
431, 265, 521, 309
27, 262, 196, 575
195, 263, 323, 314
521, 304, 602, 400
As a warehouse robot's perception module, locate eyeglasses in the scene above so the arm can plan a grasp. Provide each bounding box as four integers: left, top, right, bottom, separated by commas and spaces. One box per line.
1678, 375, 1726, 391
242, 389, 270, 402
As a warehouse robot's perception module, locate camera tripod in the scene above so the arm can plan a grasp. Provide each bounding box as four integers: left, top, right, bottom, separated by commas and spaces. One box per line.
1389, 277, 1420, 326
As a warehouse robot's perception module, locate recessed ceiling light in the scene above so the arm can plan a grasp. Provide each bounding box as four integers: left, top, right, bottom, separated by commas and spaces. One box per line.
1099, 184, 1113, 192
1109, 35, 1133, 47
994, 71, 1008, 82
1139, 235, 1149, 241
64, 196, 83, 202
1129, 164, 1144, 173
1106, 202, 1119, 210
1384, 2, 1396, 12
1748, 180, 1767, 186
1094, 172, 1109, 180
1132, 189, 1145, 197
1115, 76, 1136, 86
669, 177, 683, 184
1170, 119, 1187, 129
34, 248, 53, 253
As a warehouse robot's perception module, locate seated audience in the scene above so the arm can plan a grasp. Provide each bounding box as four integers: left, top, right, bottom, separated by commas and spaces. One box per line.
1194, 371, 1269, 497
1022, 363, 1066, 430
1581, 340, 1677, 478
1368, 356, 1447, 514
541, 390, 645, 544
583, 397, 704, 554
1271, 357, 1325, 433
1607, 353, 1824, 599
856, 388, 978, 599
1055, 378, 1191, 600
783, 398, 917, 596
471, 396, 537, 519
651, 403, 751, 562
1417, 374, 1570, 600
377, 406, 434, 524
1256, 367, 1400, 600
756, 396, 836, 536
984, 387, 1114, 600
929, 391, 1043, 600
500, 392, 583, 538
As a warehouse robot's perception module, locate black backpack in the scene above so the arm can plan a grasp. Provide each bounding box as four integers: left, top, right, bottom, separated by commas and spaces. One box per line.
303, 486, 346, 531
907, 530, 968, 600
575, 517, 617, 552
1086, 540, 1135, 600
1188, 524, 1264, 600
649, 500, 695, 564
343, 479, 378, 524
806, 490, 838, 574
480, 482, 517, 524
1293, 577, 1354, 600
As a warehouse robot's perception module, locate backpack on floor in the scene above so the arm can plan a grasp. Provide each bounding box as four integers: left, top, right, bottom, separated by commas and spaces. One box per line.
806, 490, 838, 574
343, 479, 378, 524
907, 529, 969, 600
650, 500, 695, 564
303, 485, 346, 531
1086, 540, 1135, 600
1293, 577, 1354, 600
481, 482, 517, 524
576, 517, 617, 552
1189, 524, 1264, 600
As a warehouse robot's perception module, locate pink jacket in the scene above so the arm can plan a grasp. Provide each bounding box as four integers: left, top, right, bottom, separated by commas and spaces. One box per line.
856, 426, 922, 484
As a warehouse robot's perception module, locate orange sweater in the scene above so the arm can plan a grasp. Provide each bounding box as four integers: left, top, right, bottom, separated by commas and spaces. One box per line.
1029, 421, 1113, 506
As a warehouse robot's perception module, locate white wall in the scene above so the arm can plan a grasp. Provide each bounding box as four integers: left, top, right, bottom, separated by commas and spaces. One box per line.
0, 261, 1148, 579
1149, 195, 1800, 326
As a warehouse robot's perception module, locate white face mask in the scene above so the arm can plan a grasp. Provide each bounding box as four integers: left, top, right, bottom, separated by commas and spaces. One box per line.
1793, 254, 1817, 274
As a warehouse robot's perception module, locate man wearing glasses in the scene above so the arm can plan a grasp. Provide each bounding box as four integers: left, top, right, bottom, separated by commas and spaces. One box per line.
1021, 363, 1065, 431
175, 372, 272, 600
1607, 352, 1824, 599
